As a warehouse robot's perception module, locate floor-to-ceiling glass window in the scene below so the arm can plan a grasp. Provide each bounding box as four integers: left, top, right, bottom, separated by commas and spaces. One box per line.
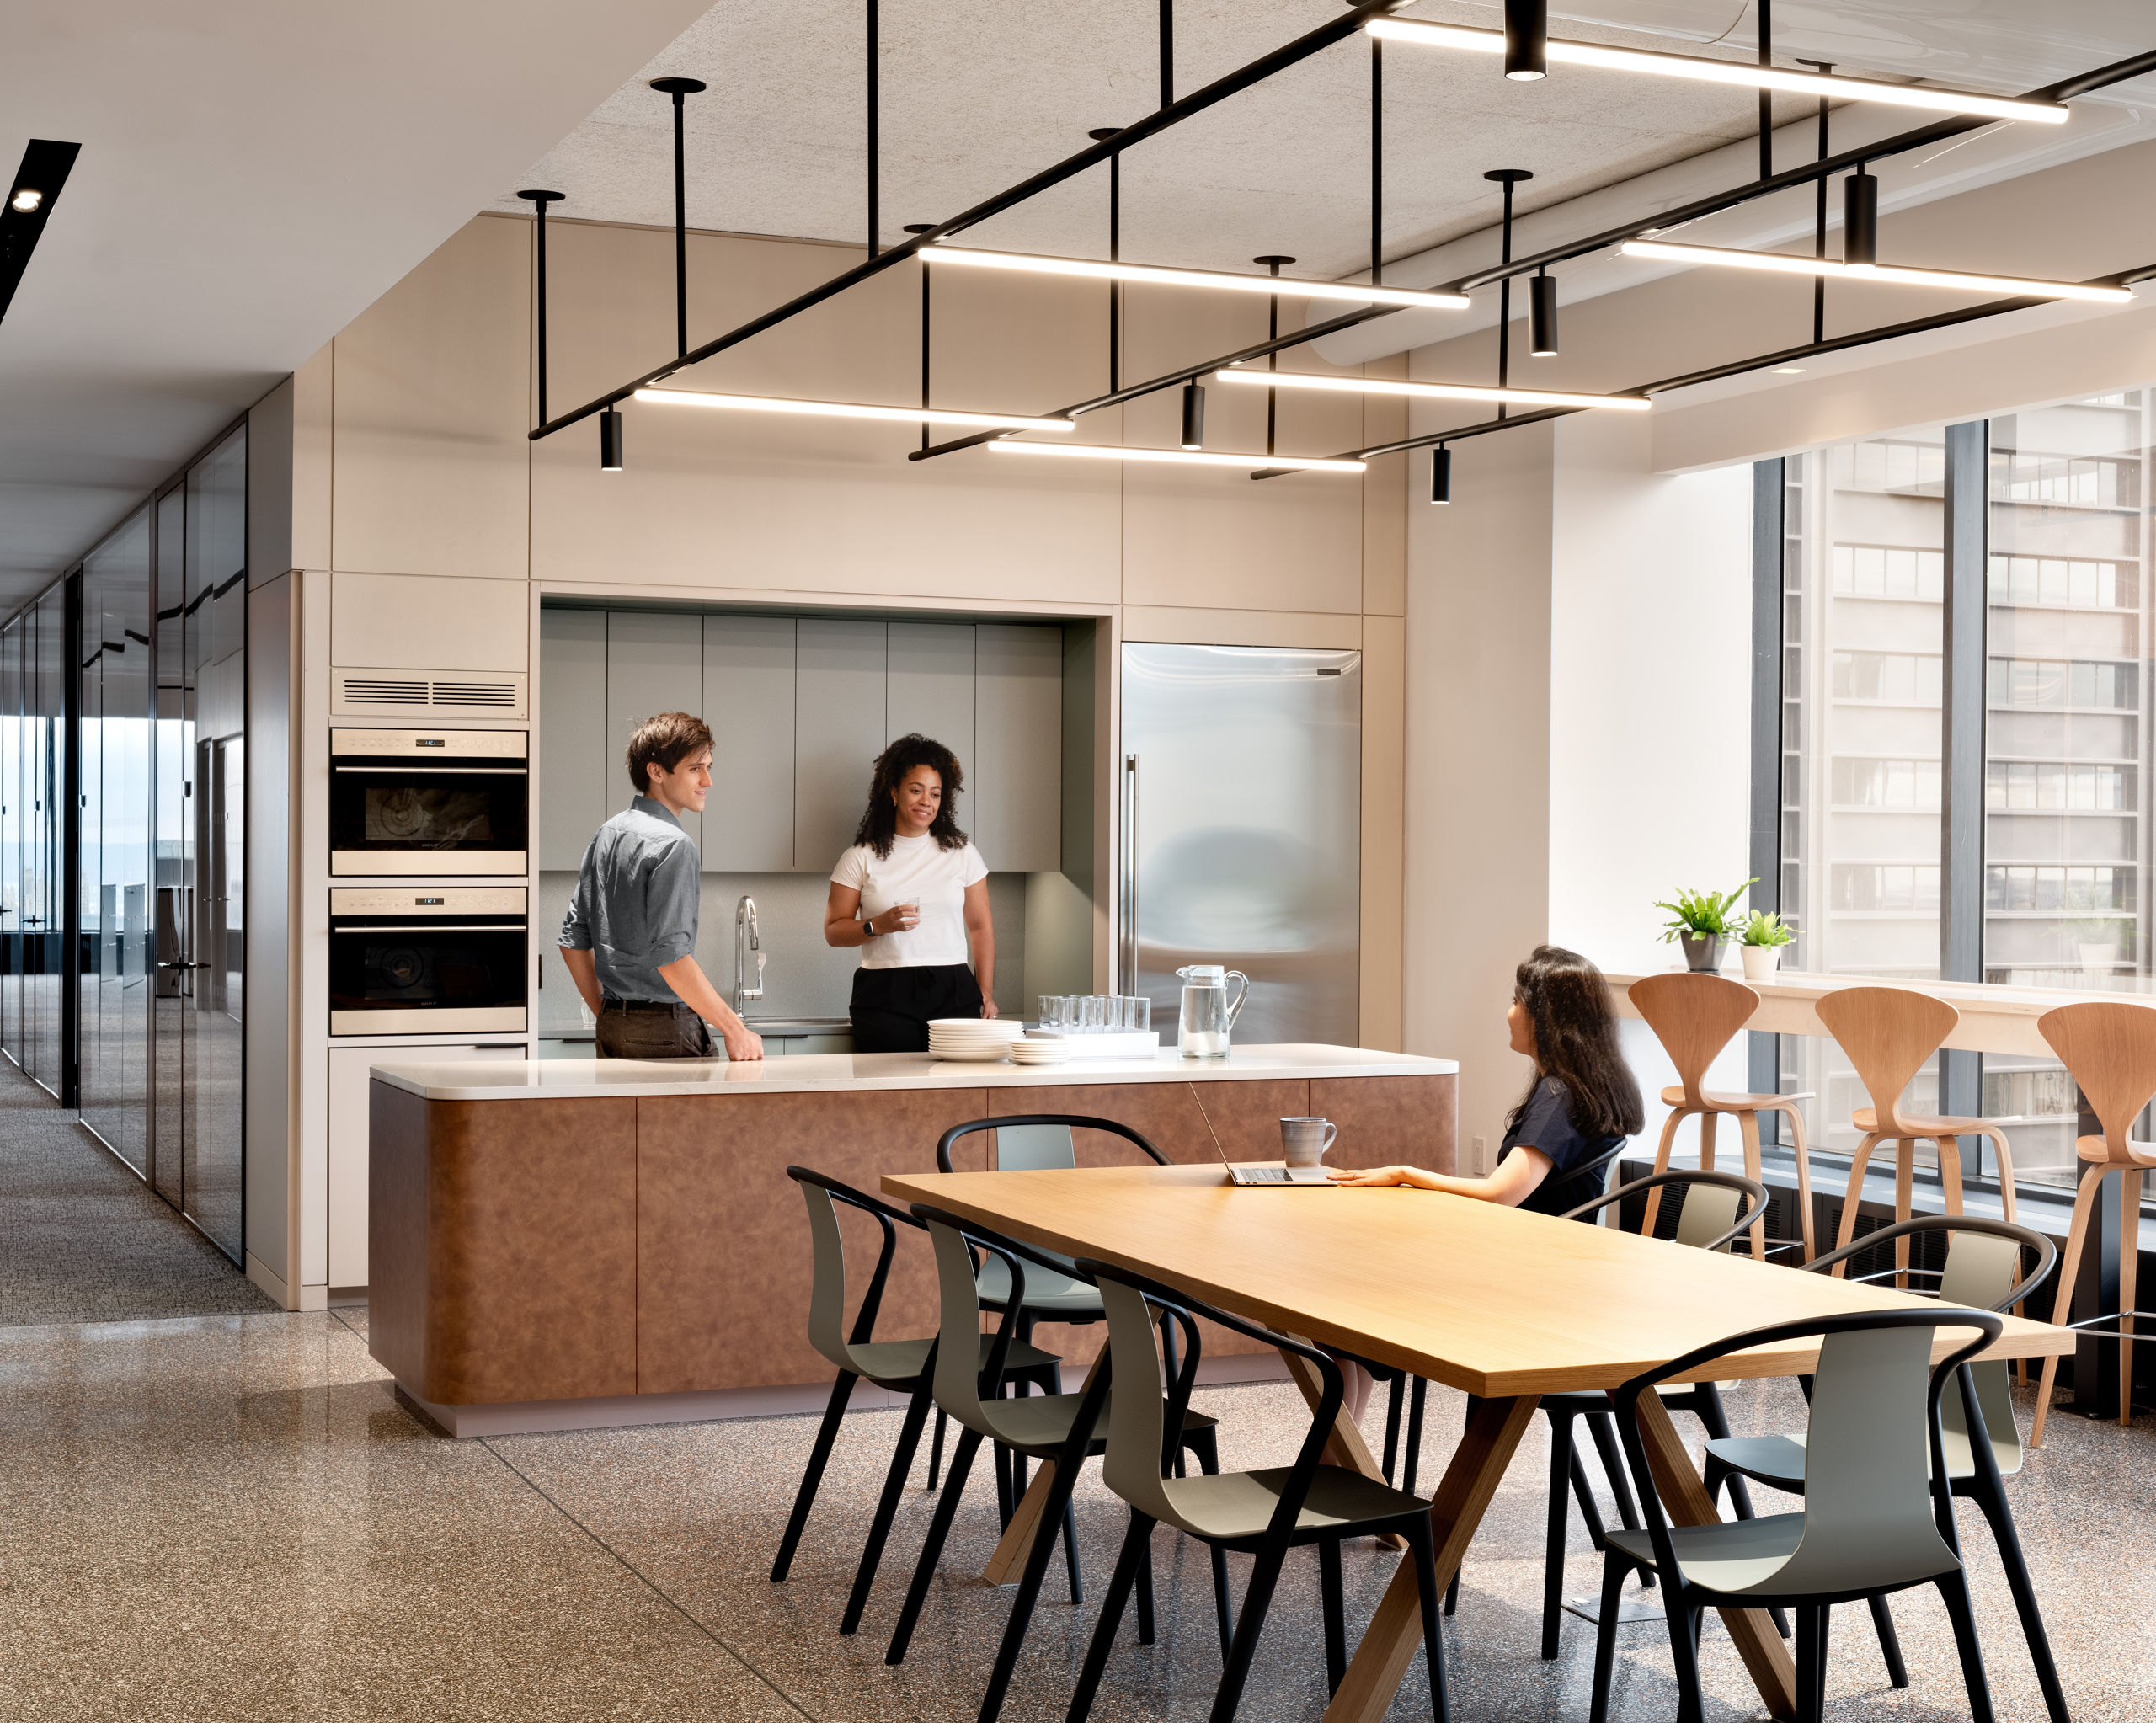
79, 506, 152, 1175
1980, 391, 2154, 1187
152, 483, 188, 1207
179, 426, 245, 1258
26, 588, 65, 1097
1780, 432, 1949, 1155
1, 616, 20, 1064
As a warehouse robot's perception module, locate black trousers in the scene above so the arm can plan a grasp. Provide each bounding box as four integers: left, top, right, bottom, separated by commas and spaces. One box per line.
849, 963, 985, 1053
596, 998, 713, 1059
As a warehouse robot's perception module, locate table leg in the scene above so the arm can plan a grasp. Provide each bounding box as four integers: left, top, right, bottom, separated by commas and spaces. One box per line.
1635, 1391, 1797, 1720
1321, 1394, 1541, 1723
1281, 1342, 1407, 1551
984, 1459, 1056, 1584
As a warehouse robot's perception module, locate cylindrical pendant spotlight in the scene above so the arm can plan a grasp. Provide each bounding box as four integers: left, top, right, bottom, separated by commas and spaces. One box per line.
1844, 169, 1879, 268
1429, 445, 1452, 504
1180, 381, 1207, 450
1529, 271, 1558, 356
600, 408, 624, 471
1504, 0, 1547, 80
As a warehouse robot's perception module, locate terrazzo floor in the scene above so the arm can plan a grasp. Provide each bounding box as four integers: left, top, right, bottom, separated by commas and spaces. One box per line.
2, 1301, 2150, 1722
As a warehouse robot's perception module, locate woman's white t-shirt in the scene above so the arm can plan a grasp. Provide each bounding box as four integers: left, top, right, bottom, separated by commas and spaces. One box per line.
831, 835, 990, 969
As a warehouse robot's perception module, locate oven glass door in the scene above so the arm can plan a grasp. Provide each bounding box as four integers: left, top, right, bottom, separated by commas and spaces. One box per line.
328, 761, 529, 875
328, 919, 528, 1035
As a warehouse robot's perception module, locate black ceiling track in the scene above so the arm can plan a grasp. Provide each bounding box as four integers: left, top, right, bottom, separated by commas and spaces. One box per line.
1, 139, 82, 325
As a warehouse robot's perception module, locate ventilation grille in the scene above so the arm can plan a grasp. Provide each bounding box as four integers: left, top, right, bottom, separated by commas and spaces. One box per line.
333, 668, 527, 719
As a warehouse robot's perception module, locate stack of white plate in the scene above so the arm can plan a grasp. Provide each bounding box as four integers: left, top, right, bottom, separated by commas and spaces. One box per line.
1007, 1038, 1072, 1066
927, 1017, 1027, 1062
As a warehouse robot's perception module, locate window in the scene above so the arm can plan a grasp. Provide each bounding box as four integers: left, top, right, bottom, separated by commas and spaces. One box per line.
1765, 390, 2156, 1194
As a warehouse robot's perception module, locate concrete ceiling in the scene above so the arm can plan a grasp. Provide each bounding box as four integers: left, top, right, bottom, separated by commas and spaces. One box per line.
0, 0, 714, 611
492, 1, 2156, 276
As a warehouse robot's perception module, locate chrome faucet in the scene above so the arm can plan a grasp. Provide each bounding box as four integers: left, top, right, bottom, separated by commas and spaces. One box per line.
734, 895, 765, 1013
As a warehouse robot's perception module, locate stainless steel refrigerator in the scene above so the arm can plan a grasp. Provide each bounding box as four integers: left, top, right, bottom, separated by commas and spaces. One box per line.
1119, 643, 1361, 1048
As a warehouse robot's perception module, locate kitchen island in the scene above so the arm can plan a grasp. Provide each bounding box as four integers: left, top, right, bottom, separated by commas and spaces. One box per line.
366, 1044, 1458, 1435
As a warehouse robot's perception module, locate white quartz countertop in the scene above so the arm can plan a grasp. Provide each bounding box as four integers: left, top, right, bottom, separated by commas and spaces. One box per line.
368, 1043, 1457, 1102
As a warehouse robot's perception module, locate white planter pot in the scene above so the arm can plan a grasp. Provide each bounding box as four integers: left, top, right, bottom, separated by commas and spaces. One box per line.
2079, 942, 2121, 971
1740, 945, 1782, 982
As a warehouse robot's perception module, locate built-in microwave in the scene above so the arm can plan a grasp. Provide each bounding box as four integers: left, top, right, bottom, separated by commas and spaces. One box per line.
328, 728, 528, 877
328, 888, 528, 1036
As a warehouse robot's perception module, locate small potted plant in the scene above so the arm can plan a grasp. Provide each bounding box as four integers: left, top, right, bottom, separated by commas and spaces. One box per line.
1653, 878, 1756, 974
1737, 909, 1796, 980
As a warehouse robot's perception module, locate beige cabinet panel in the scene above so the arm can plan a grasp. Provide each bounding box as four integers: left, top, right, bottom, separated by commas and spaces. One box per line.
972, 624, 1063, 872
332, 571, 528, 673
606, 611, 704, 852
540, 610, 608, 870
328, 1042, 523, 1288
886, 621, 975, 789
702, 614, 797, 870
795, 619, 887, 870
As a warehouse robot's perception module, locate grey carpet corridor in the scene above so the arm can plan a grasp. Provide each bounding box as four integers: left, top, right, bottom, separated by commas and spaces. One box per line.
0, 1059, 275, 1327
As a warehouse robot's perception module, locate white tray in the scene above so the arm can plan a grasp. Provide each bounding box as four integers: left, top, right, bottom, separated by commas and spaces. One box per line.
1022, 1030, 1162, 1060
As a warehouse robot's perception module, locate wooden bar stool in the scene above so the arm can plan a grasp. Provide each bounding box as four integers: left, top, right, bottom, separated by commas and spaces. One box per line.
2031, 1000, 2156, 1446
1632, 971, 1817, 1263
1819, 985, 2020, 1277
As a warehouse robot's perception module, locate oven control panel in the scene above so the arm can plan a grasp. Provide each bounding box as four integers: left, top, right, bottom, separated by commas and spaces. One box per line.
330, 728, 527, 760
329, 888, 527, 917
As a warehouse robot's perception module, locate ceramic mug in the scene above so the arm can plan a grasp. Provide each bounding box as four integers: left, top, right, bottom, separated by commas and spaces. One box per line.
1280, 1116, 1338, 1168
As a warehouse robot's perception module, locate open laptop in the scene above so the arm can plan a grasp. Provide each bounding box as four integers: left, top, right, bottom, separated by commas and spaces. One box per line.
1192, 1085, 1335, 1186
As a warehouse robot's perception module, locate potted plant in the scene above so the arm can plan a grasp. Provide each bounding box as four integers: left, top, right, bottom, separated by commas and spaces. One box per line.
1737, 909, 1796, 980
1654, 878, 1756, 974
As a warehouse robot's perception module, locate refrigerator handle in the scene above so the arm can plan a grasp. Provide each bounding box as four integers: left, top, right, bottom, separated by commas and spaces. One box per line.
1119, 752, 1138, 992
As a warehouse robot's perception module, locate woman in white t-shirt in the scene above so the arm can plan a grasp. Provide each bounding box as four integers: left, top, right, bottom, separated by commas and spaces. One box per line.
823, 733, 996, 1052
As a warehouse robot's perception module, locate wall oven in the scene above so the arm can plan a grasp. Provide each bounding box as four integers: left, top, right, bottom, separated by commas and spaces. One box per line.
328, 888, 527, 1036
329, 728, 528, 876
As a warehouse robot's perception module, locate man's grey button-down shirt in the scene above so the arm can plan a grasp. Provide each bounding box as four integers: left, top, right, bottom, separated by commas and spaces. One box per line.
558, 796, 701, 1005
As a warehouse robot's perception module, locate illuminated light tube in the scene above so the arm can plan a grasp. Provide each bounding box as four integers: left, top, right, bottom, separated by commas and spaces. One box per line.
632, 387, 1076, 431
1215, 367, 1652, 412
1617, 240, 2135, 304
986, 440, 1365, 474
922, 243, 1470, 310
1365, 19, 2070, 125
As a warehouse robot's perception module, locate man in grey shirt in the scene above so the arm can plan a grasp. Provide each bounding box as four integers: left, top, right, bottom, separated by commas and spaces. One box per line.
559, 712, 764, 1060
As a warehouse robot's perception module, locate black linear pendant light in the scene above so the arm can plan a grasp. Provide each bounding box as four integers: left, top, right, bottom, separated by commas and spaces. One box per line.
1429, 445, 1452, 504
600, 408, 625, 471
1844, 166, 1880, 266
1180, 381, 1207, 449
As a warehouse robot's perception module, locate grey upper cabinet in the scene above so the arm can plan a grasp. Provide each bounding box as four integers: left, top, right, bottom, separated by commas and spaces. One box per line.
606, 611, 704, 854
887, 621, 975, 819
539, 610, 607, 870
702, 614, 797, 870
973, 625, 1063, 872
794, 619, 886, 871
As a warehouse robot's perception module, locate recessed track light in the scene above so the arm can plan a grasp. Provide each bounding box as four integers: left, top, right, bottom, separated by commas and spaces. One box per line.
921, 244, 1470, 310
1214, 368, 1652, 412
1618, 239, 2134, 304
1365, 18, 2070, 125
986, 441, 1364, 473
632, 387, 1077, 431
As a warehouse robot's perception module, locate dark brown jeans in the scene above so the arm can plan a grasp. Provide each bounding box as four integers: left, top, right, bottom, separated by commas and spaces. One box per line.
595, 999, 714, 1059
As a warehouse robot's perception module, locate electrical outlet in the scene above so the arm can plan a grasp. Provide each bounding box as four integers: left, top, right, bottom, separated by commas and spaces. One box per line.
1472, 1134, 1487, 1174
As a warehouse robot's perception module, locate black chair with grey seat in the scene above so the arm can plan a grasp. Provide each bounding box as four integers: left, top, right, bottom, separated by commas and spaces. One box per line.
1445, 1169, 1774, 1660
883, 1205, 1224, 1723
1701, 1214, 2067, 1723
1063, 1257, 1449, 1723
1589, 1305, 2006, 1723
932, 1115, 1175, 1510
771, 1168, 1062, 1636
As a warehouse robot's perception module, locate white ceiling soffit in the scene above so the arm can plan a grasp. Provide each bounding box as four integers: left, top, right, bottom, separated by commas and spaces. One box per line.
0, 0, 712, 605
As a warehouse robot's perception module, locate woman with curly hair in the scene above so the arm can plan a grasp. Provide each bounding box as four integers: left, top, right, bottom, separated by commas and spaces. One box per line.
823, 733, 998, 1053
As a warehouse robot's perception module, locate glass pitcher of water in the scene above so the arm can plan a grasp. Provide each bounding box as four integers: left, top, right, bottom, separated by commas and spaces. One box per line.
1176, 964, 1250, 1061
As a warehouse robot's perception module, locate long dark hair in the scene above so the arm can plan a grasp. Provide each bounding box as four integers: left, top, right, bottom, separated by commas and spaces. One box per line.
851, 733, 969, 859
1506, 945, 1643, 1142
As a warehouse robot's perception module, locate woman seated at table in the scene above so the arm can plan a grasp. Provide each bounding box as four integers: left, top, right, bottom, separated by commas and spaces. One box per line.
1329, 943, 1643, 1213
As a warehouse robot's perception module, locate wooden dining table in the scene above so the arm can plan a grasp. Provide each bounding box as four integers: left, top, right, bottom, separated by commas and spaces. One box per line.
882, 1160, 2075, 1723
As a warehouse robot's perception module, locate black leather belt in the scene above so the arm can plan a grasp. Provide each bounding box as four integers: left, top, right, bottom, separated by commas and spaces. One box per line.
601, 997, 690, 1014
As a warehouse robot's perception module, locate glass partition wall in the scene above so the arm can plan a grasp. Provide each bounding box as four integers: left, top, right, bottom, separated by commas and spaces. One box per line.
1766, 388, 2156, 1197
3, 420, 245, 1262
